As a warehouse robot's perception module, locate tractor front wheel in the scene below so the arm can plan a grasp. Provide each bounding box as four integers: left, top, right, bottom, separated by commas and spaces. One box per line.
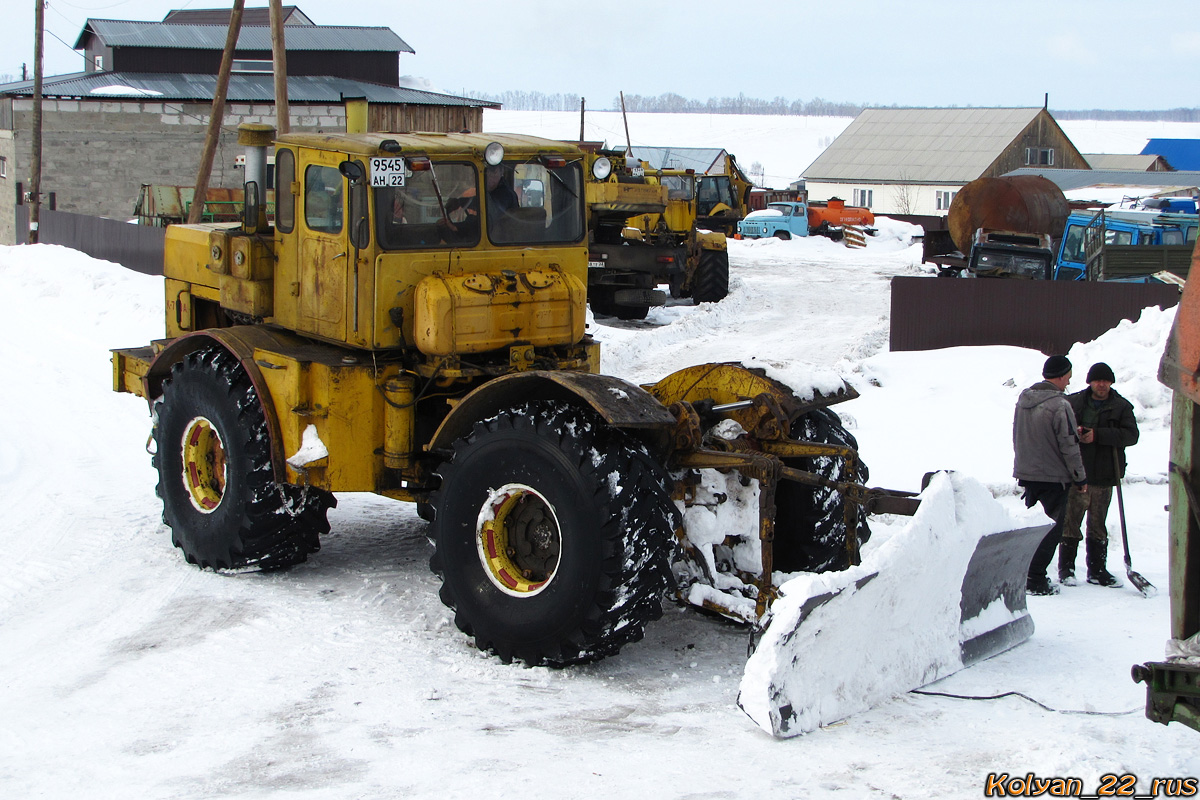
154, 346, 334, 570
429, 401, 677, 665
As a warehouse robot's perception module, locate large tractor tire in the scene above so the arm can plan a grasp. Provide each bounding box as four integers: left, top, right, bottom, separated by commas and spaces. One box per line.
429, 400, 677, 666
773, 406, 871, 574
691, 250, 729, 304
154, 346, 335, 571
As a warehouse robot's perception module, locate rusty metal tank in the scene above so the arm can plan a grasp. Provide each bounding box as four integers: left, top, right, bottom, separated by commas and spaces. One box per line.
947, 175, 1069, 254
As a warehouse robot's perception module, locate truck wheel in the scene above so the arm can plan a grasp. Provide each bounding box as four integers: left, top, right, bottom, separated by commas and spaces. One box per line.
774, 230, 791, 241
691, 250, 729, 304
429, 400, 677, 665
154, 346, 335, 571
773, 407, 871, 574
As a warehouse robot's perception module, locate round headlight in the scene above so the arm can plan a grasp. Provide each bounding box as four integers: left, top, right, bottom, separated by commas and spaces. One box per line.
591, 156, 612, 181
484, 142, 505, 166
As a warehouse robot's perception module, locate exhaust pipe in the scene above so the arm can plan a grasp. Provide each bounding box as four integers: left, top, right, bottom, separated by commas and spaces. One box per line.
237, 123, 275, 232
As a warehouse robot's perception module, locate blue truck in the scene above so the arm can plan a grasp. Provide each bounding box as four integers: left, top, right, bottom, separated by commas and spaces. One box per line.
737, 198, 874, 241
1054, 207, 1198, 281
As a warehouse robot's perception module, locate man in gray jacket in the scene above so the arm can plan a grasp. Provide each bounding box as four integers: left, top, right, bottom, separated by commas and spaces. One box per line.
1013, 354, 1088, 595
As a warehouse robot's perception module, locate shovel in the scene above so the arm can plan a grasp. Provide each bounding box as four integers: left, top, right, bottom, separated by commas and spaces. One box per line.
1112, 448, 1155, 597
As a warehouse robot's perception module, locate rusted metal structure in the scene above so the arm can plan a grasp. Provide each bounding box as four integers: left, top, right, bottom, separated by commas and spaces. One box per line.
947, 175, 1070, 256
1133, 237, 1200, 732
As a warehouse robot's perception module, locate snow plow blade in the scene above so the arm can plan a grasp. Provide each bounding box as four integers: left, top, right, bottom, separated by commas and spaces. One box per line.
738, 472, 1050, 738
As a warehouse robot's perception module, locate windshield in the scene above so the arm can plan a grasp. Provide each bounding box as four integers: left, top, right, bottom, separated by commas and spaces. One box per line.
374, 162, 478, 249
660, 174, 695, 202
486, 161, 585, 246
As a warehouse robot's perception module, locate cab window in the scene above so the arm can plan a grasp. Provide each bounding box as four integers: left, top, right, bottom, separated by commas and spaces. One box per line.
375, 162, 478, 249
275, 149, 295, 233
662, 174, 695, 201
486, 161, 584, 246
304, 165, 343, 233
1061, 224, 1084, 262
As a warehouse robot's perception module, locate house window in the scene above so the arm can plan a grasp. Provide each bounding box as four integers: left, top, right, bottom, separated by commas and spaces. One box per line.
853, 188, 873, 208
0, 156, 6, 179
1025, 147, 1055, 166
94, 55, 103, 70
936, 190, 957, 211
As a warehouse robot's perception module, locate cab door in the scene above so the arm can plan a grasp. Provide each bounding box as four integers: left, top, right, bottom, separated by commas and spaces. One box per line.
297, 151, 349, 342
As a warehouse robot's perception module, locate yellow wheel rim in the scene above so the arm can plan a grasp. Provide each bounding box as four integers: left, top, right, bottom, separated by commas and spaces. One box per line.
476, 484, 561, 597
181, 416, 227, 514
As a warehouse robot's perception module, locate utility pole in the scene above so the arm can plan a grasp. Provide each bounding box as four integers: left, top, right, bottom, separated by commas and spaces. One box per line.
29, 0, 44, 243
579, 97, 585, 142
189, 0, 244, 224
269, 0, 289, 134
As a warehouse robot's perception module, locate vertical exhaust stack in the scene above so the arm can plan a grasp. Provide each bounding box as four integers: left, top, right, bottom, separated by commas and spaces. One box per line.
345, 97, 368, 134
238, 123, 275, 232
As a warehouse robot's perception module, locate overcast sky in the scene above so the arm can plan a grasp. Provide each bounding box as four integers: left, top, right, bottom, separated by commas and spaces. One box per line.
4, 0, 1198, 111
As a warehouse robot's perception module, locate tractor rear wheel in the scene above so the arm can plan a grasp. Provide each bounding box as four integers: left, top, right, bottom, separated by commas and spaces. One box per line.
429, 400, 677, 665
773, 406, 871, 574
691, 250, 729, 304
154, 346, 334, 570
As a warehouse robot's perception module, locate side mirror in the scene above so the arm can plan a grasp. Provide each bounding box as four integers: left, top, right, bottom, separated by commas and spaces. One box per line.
243, 180, 261, 233
339, 160, 365, 184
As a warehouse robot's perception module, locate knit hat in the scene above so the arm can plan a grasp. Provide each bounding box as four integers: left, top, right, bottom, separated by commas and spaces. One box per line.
1086, 362, 1116, 383
1042, 355, 1072, 379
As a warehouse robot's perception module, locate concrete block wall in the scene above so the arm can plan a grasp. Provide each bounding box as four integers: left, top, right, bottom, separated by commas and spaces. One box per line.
5, 98, 347, 243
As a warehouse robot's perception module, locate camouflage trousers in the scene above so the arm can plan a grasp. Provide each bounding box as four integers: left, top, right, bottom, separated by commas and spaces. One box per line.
1062, 485, 1113, 543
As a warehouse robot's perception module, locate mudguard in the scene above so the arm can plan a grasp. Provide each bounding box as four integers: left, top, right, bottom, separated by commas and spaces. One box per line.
738, 471, 1049, 737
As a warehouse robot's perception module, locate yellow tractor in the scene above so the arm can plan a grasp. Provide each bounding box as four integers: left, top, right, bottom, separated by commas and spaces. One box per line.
112, 124, 1042, 723
585, 150, 730, 319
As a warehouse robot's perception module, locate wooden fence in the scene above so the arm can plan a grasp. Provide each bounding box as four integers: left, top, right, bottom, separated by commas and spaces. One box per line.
16, 206, 165, 275
890, 276, 1181, 354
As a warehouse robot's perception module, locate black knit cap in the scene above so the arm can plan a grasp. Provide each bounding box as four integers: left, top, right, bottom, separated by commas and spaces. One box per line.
1087, 362, 1116, 383
1042, 355, 1072, 379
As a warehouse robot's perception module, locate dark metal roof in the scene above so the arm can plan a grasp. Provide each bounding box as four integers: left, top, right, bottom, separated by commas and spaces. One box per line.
0, 71, 495, 108
163, 7, 315, 26
1004, 167, 1200, 192
74, 18, 413, 54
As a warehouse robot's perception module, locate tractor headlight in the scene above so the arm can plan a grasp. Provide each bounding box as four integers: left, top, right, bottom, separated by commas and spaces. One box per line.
592, 156, 612, 181
484, 142, 505, 166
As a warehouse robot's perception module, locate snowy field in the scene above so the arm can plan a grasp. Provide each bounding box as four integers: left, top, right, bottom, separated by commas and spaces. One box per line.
1, 226, 1195, 797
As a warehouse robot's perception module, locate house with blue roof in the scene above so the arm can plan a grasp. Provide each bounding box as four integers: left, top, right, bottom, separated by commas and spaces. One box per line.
1141, 139, 1200, 171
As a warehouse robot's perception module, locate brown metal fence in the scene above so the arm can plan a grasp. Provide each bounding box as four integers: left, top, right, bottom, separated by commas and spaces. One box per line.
890, 276, 1181, 355
15, 206, 165, 276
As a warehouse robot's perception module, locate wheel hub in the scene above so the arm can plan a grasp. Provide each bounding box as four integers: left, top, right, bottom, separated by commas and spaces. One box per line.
477, 484, 561, 597
180, 415, 227, 513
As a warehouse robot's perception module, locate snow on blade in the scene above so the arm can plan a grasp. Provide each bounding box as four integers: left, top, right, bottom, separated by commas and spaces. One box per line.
738, 471, 1047, 737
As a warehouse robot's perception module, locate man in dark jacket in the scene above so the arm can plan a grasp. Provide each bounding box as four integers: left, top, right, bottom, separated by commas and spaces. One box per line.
1013, 354, 1088, 596
1058, 362, 1139, 587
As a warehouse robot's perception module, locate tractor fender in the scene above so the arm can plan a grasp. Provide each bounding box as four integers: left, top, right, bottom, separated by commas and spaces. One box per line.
428, 371, 677, 458
694, 230, 727, 252
145, 327, 305, 483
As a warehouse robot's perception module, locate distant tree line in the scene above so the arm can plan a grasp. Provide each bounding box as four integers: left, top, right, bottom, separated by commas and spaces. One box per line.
470, 90, 1199, 122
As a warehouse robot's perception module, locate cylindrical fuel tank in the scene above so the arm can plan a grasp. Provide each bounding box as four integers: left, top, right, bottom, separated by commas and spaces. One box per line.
947, 176, 1068, 254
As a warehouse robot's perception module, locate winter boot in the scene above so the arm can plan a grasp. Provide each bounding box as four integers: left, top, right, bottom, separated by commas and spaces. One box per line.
1086, 539, 1123, 588
1026, 574, 1059, 596
1058, 540, 1079, 586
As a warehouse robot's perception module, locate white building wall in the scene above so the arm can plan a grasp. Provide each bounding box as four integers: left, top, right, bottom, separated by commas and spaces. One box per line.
806, 180, 967, 216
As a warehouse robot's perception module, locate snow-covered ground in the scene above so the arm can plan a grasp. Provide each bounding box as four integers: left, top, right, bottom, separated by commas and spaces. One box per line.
2, 213, 1195, 795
